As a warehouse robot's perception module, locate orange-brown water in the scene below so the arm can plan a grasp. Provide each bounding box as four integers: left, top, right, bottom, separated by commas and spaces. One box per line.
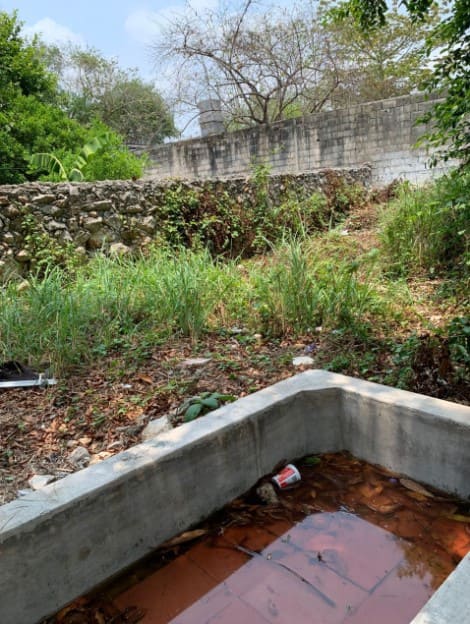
51, 453, 470, 624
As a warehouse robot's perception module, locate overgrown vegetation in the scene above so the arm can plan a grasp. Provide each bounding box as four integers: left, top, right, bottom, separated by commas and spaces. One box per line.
0, 173, 467, 506
29, 123, 146, 182
380, 170, 469, 277
0, 241, 389, 373
0, 173, 467, 406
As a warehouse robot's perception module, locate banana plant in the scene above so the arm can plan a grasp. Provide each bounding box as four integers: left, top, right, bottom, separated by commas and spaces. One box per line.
30, 136, 103, 182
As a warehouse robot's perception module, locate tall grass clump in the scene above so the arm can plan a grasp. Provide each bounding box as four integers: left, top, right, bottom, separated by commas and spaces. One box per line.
0, 267, 100, 371
0, 247, 244, 372
0, 238, 395, 373
156, 248, 231, 338
251, 238, 389, 335
251, 239, 321, 334
380, 170, 469, 276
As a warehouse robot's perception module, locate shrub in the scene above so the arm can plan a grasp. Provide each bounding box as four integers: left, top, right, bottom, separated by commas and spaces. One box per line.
82, 126, 146, 181
380, 171, 470, 276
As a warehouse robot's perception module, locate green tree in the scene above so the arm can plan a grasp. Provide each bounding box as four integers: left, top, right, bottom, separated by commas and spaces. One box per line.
30, 122, 147, 182
45, 44, 177, 145
330, 0, 470, 165
81, 122, 146, 180
0, 11, 87, 183
0, 11, 55, 100
319, 2, 438, 108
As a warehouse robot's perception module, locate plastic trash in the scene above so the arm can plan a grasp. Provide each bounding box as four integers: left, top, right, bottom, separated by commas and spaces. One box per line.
272, 464, 301, 489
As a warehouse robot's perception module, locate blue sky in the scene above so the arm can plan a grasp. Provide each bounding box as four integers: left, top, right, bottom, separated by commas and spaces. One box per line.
0, 0, 213, 79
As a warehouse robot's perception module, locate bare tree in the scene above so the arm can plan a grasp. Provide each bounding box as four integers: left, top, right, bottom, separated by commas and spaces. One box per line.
153, 0, 437, 132
153, 0, 340, 129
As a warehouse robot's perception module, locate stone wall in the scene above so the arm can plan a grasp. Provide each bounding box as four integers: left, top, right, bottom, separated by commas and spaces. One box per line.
147, 93, 451, 185
0, 166, 370, 276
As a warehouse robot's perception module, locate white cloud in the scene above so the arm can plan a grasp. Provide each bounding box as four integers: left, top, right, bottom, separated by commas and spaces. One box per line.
125, 0, 218, 44
24, 18, 85, 47
124, 10, 162, 44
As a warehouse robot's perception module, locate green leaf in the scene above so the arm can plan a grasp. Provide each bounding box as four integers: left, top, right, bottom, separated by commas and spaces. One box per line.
68, 168, 84, 182
81, 136, 102, 158
214, 394, 236, 403
201, 397, 220, 409
30, 152, 67, 180
303, 456, 321, 466
184, 403, 203, 422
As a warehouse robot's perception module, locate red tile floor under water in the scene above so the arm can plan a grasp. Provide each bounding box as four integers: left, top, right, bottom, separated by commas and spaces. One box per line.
116, 511, 438, 624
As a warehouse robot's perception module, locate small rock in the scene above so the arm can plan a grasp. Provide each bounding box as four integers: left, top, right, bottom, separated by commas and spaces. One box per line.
141, 416, 172, 441
17, 489, 34, 497
107, 440, 123, 450
45, 220, 67, 232
75, 246, 88, 257
256, 482, 279, 505
15, 249, 31, 263
116, 424, 143, 436
126, 204, 143, 214
28, 474, 55, 490
82, 216, 103, 233
66, 439, 79, 448
109, 242, 131, 256
32, 194, 56, 205
180, 357, 212, 368
137, 215, 156, 234
87, 229, 114, 249
91, 200, 114, 212
89, 451, 113, 465
292, 356, 315, 367
68, 446, 91, 468
4, 206, 20, 218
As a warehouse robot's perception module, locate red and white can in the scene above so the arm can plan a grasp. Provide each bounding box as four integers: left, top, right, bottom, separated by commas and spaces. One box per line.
272, 464, 301, 489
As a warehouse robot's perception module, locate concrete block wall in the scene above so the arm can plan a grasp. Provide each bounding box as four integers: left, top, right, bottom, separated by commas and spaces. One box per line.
147, 93, 452, 185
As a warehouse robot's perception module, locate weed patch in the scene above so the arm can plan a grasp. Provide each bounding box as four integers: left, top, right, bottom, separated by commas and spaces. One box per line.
380, 171, 469, 277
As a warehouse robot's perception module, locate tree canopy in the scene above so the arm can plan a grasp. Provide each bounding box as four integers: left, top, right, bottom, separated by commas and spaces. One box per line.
319, 2, 438, 108
44, 44, 177, 145
331, 0, 470, 165
0, 11, 87, 183
0, 11, 169, 184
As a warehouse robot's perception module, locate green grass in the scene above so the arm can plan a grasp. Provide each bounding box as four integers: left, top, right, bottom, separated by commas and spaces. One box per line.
0, 172, 467, 379
0, 239, 392, 373
380, 170, 469, 277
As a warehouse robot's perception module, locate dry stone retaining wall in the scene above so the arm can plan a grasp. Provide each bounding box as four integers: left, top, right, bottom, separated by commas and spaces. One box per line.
0, 166, 370, 276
